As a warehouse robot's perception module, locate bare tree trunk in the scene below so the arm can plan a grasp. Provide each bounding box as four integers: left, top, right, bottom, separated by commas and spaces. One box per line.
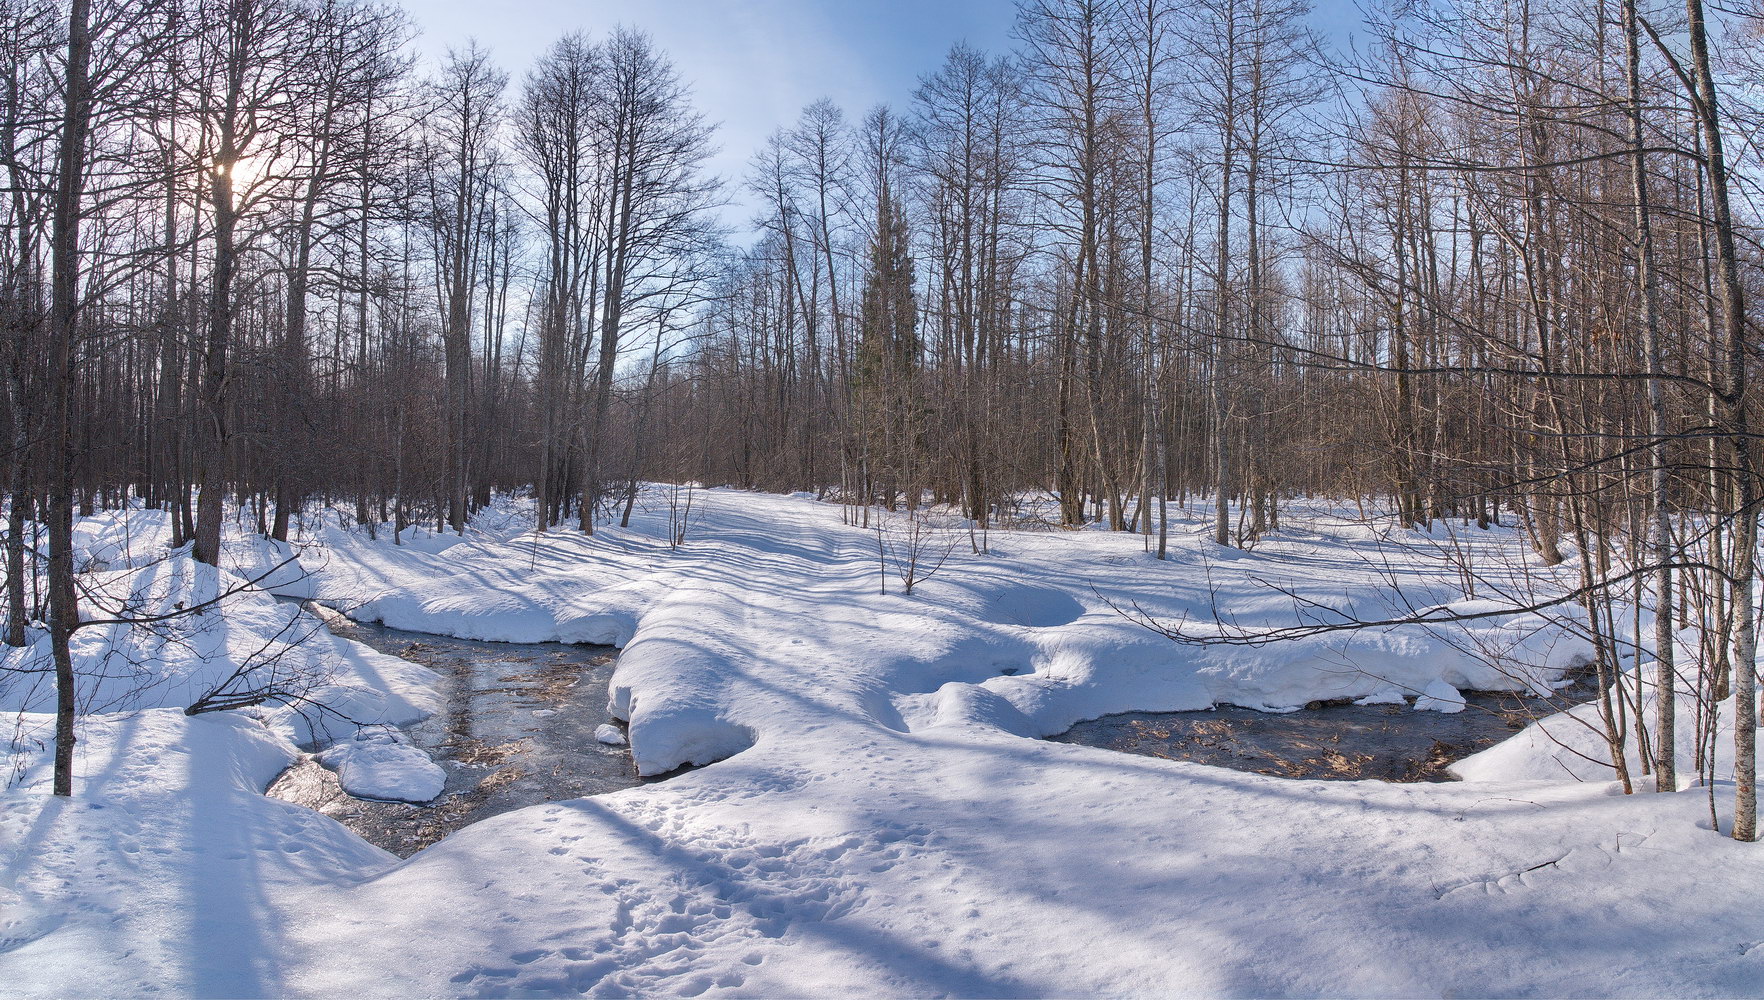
46, 0, 92, 796
194, 28, 244, 569
1623, 0, 1674, 793
1678, 0, 1757, 839
4, 479, 24, 647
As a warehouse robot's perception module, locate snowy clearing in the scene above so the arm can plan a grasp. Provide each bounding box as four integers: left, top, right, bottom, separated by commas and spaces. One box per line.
3, 489, 1761, 997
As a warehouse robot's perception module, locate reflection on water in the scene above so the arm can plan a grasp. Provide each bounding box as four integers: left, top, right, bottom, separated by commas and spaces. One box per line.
268, 611, 645, 856
1052, 687, 1589, 782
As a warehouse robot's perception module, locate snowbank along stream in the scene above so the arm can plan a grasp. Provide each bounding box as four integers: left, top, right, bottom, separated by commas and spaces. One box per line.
269, 611, 643, 856
1053, 682, 1595, 781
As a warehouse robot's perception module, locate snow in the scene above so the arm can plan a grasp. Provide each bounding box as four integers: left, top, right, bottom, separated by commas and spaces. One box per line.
0, 709, 390, 998
1354, 686, 1408, 705
594, 723, 627, 746
1454, 631, 1751, 788
1413, 678, 1467, 713
4, 489, 1761, 997
0, 550, 440, 747
315, 726, 445, 802
293, 493, 1594, 774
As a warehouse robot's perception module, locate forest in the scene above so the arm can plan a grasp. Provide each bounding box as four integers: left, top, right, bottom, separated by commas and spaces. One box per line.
4, 0, 1764, 993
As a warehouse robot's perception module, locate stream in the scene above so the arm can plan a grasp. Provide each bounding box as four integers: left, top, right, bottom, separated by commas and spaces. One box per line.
1053, 684, 1592, 782
267, 609, 645, 857
271, 603, 1592, 855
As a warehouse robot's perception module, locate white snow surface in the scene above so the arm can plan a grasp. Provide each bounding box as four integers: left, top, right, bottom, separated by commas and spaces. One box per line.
1455, 629, 1753, 788
1413, 678, 1467, 713
594, 723, 627, 746
0, 545, 440, 746
4, 489, 1763, 997
315, 726, 445, 802
1354, 686, 1408, 705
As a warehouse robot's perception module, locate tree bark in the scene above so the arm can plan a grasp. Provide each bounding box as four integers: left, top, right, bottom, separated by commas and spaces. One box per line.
47, 0, 93, 796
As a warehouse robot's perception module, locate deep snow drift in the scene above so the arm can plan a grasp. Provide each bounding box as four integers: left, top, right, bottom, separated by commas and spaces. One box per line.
3, 489, 1761, 998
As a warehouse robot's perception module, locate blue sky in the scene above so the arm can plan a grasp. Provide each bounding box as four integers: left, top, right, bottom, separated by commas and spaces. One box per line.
402, 0, 1369, 227
404, 0, 1022, 224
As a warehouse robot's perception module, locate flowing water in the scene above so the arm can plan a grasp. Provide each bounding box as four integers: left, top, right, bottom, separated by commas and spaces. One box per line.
1052, 685, 1592, 782
268, 610, 646, 856
272, 605, 1591, 851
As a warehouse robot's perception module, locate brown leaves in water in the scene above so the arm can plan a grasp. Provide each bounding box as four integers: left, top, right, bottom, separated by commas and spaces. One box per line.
496, 653, 610, 704
1251, 738, 1375, 779
1115, 716, 1471, 782
1403, 740, 1461, 782
475, 765, 527, 793
267, 753, 538, 856
451, 737, 528, 768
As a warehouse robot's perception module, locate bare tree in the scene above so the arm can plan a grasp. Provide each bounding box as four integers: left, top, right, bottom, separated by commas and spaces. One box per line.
575, 28, 718, 532
421, 42, 505, 535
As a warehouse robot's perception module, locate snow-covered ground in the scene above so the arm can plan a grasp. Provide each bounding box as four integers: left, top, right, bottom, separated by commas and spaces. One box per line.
3, 489, 1761, 997
1, 517, 439, 747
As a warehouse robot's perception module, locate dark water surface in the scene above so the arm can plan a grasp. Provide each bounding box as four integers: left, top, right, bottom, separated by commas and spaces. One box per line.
1052, 686, 1589, 782
268, 610, 644, 856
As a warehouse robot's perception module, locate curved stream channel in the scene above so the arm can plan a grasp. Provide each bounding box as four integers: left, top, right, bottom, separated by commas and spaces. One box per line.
271, 605, 1593, 856
268, 610, 645, 857
1053, 682, 1593, 782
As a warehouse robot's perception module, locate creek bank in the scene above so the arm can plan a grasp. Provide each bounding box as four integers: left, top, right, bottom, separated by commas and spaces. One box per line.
268, 612, 645, 856
1052, 685, 1595, 782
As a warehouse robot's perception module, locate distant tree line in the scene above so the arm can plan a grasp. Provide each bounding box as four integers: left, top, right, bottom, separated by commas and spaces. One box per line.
6, 0, 1764, 835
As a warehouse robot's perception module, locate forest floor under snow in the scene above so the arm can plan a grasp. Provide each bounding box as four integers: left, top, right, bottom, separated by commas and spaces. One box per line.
3, 488, 1763, 997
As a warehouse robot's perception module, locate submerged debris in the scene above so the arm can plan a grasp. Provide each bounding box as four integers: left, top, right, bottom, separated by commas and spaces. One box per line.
1053, 687, 1584, 783
268, 615, 644, 857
